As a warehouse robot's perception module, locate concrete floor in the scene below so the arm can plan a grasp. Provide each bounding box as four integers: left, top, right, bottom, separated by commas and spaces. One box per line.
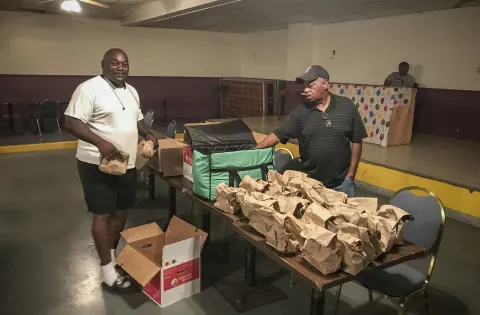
0, 149, 479, 315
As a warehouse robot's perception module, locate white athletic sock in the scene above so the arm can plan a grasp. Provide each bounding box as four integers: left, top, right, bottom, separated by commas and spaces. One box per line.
110, 249, 116, 264
101, 261, 118, 286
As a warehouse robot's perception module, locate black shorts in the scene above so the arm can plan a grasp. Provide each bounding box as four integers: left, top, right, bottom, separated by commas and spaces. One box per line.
77, 160, 137, 214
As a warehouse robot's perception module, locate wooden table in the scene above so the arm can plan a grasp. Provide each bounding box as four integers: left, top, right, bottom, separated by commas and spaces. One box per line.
146, 161, 245, 244
146, 162, 424, 315
233, 221, 424, 314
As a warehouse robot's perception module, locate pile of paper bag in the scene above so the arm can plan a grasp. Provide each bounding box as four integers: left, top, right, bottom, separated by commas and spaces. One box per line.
214, 170, 413, 275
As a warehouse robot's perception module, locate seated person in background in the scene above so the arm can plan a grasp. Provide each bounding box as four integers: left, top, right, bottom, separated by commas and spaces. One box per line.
256, 65, 367, 197
384, 62, 417, 88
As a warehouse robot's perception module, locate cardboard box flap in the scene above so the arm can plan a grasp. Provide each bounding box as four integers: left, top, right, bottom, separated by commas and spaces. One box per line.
116, 244, 161, 287
165, 216, 208, 249
252, 131, 267, 144
162, 236, 202, 268
158, 139, 184, 149
121, 223, 164, 243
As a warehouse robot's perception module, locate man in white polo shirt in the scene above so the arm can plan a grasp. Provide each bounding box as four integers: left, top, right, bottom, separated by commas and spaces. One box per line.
65, 48, 155, 292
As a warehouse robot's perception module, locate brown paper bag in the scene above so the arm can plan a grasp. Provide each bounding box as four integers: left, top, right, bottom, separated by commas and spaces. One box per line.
248, 207, 278, 236
376, 205, 413, 246
350, 213, 383, 258
288, 180, 329, 206
276, 196, 311, 217
264, 182, 284, 198
136, 140, 157, 170
283, 170, 308, 180
214, 183, 245, 214
375, 216, 397, 252
284, 214, 307, 247
236, 191, 277, 219
357, 210, 409, 254
336, 223, 370, 275
331, 202, 362, 215
320, 187, 347, 205
347, 197, 378, 214
138, 140, 155, 158
268, 170, 290, 187
249, 211, 299, 254
239, 175, 269, 193
301, 203, 335, 229
285, 214, 341, 274
99, 152, 129, 175
301, 225, 341, 275
265, 213, 300, 254
280, 186, 303, 198
330, 203, 365, 228
283, 170, 323, 186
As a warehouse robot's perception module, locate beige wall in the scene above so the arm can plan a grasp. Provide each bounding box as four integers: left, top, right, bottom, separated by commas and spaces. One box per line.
240, 29, 287, 79
2, 7, 479, 91
312, 8, 480, 90
239, 7, 480, 91
285, 23, 314, 82
0, 10, 242, 77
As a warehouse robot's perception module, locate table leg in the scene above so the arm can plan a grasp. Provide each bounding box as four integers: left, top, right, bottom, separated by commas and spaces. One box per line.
244, 243, 256, 287
168, 185, 176, 219
310, 288, 325, 315
201, 208, 211, 247
147, 168, 155, 200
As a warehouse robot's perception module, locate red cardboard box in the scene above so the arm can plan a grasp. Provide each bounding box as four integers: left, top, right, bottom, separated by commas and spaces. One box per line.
117, 217, 208, 307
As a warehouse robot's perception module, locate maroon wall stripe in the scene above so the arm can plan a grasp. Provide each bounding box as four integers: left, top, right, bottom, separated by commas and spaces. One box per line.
0, 75, 221, 122
1, 75, 479, 142
414, 88, 480, 142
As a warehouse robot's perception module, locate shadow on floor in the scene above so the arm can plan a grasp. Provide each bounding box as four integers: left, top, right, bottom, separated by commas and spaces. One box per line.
342, 286, 470, 315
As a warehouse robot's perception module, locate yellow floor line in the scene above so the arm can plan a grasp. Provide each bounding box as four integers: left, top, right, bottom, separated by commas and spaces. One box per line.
356, 162, 479, 218
274, 142, 478, 218
0, 141, 78, 154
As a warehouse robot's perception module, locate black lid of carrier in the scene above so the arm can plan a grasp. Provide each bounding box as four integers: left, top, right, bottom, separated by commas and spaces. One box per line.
184, 119, 257, 155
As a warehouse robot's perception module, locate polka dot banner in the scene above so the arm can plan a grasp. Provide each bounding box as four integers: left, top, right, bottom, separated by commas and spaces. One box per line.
331, 84, 414, 146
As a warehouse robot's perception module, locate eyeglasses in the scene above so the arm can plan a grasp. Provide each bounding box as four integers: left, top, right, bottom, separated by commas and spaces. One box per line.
322, 111, 332, 128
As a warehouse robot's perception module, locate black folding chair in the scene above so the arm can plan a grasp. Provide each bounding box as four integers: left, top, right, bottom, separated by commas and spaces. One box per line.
144, 110, 155, 128
274, 147, 294, 174
0, 103, 9, 132
36, 100, 62, 136
166, 120, 177, 139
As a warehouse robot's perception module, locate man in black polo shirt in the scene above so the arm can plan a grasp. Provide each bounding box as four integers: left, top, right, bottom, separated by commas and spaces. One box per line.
256, 65, 367, 197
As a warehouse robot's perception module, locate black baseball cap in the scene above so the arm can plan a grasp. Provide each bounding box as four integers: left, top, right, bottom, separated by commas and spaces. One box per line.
295, 65, 330, 84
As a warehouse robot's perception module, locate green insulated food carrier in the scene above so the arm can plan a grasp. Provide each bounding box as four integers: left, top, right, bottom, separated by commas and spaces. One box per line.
184, 119, 275, 201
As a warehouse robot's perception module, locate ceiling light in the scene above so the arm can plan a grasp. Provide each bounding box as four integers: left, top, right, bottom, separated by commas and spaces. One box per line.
61, 0, 81, 13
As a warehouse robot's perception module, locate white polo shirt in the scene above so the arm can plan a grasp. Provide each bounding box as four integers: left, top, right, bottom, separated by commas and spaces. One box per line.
65, 75, 144, 169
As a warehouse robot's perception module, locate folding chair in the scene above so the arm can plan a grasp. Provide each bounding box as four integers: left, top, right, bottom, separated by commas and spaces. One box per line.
36, 100, 62, 136
144, 110, 154, 128
166, 120, 177, 139
274, 147, 294, 174
334, 186, 446, 315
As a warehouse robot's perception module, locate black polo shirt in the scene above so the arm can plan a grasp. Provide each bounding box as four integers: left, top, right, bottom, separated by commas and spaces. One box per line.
274, 94, 367, 188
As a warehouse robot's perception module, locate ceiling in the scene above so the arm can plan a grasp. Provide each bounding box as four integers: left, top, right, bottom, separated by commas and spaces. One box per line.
1, 0, 479, 32
139, 0, 480, 32
0, 0, 145, 19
